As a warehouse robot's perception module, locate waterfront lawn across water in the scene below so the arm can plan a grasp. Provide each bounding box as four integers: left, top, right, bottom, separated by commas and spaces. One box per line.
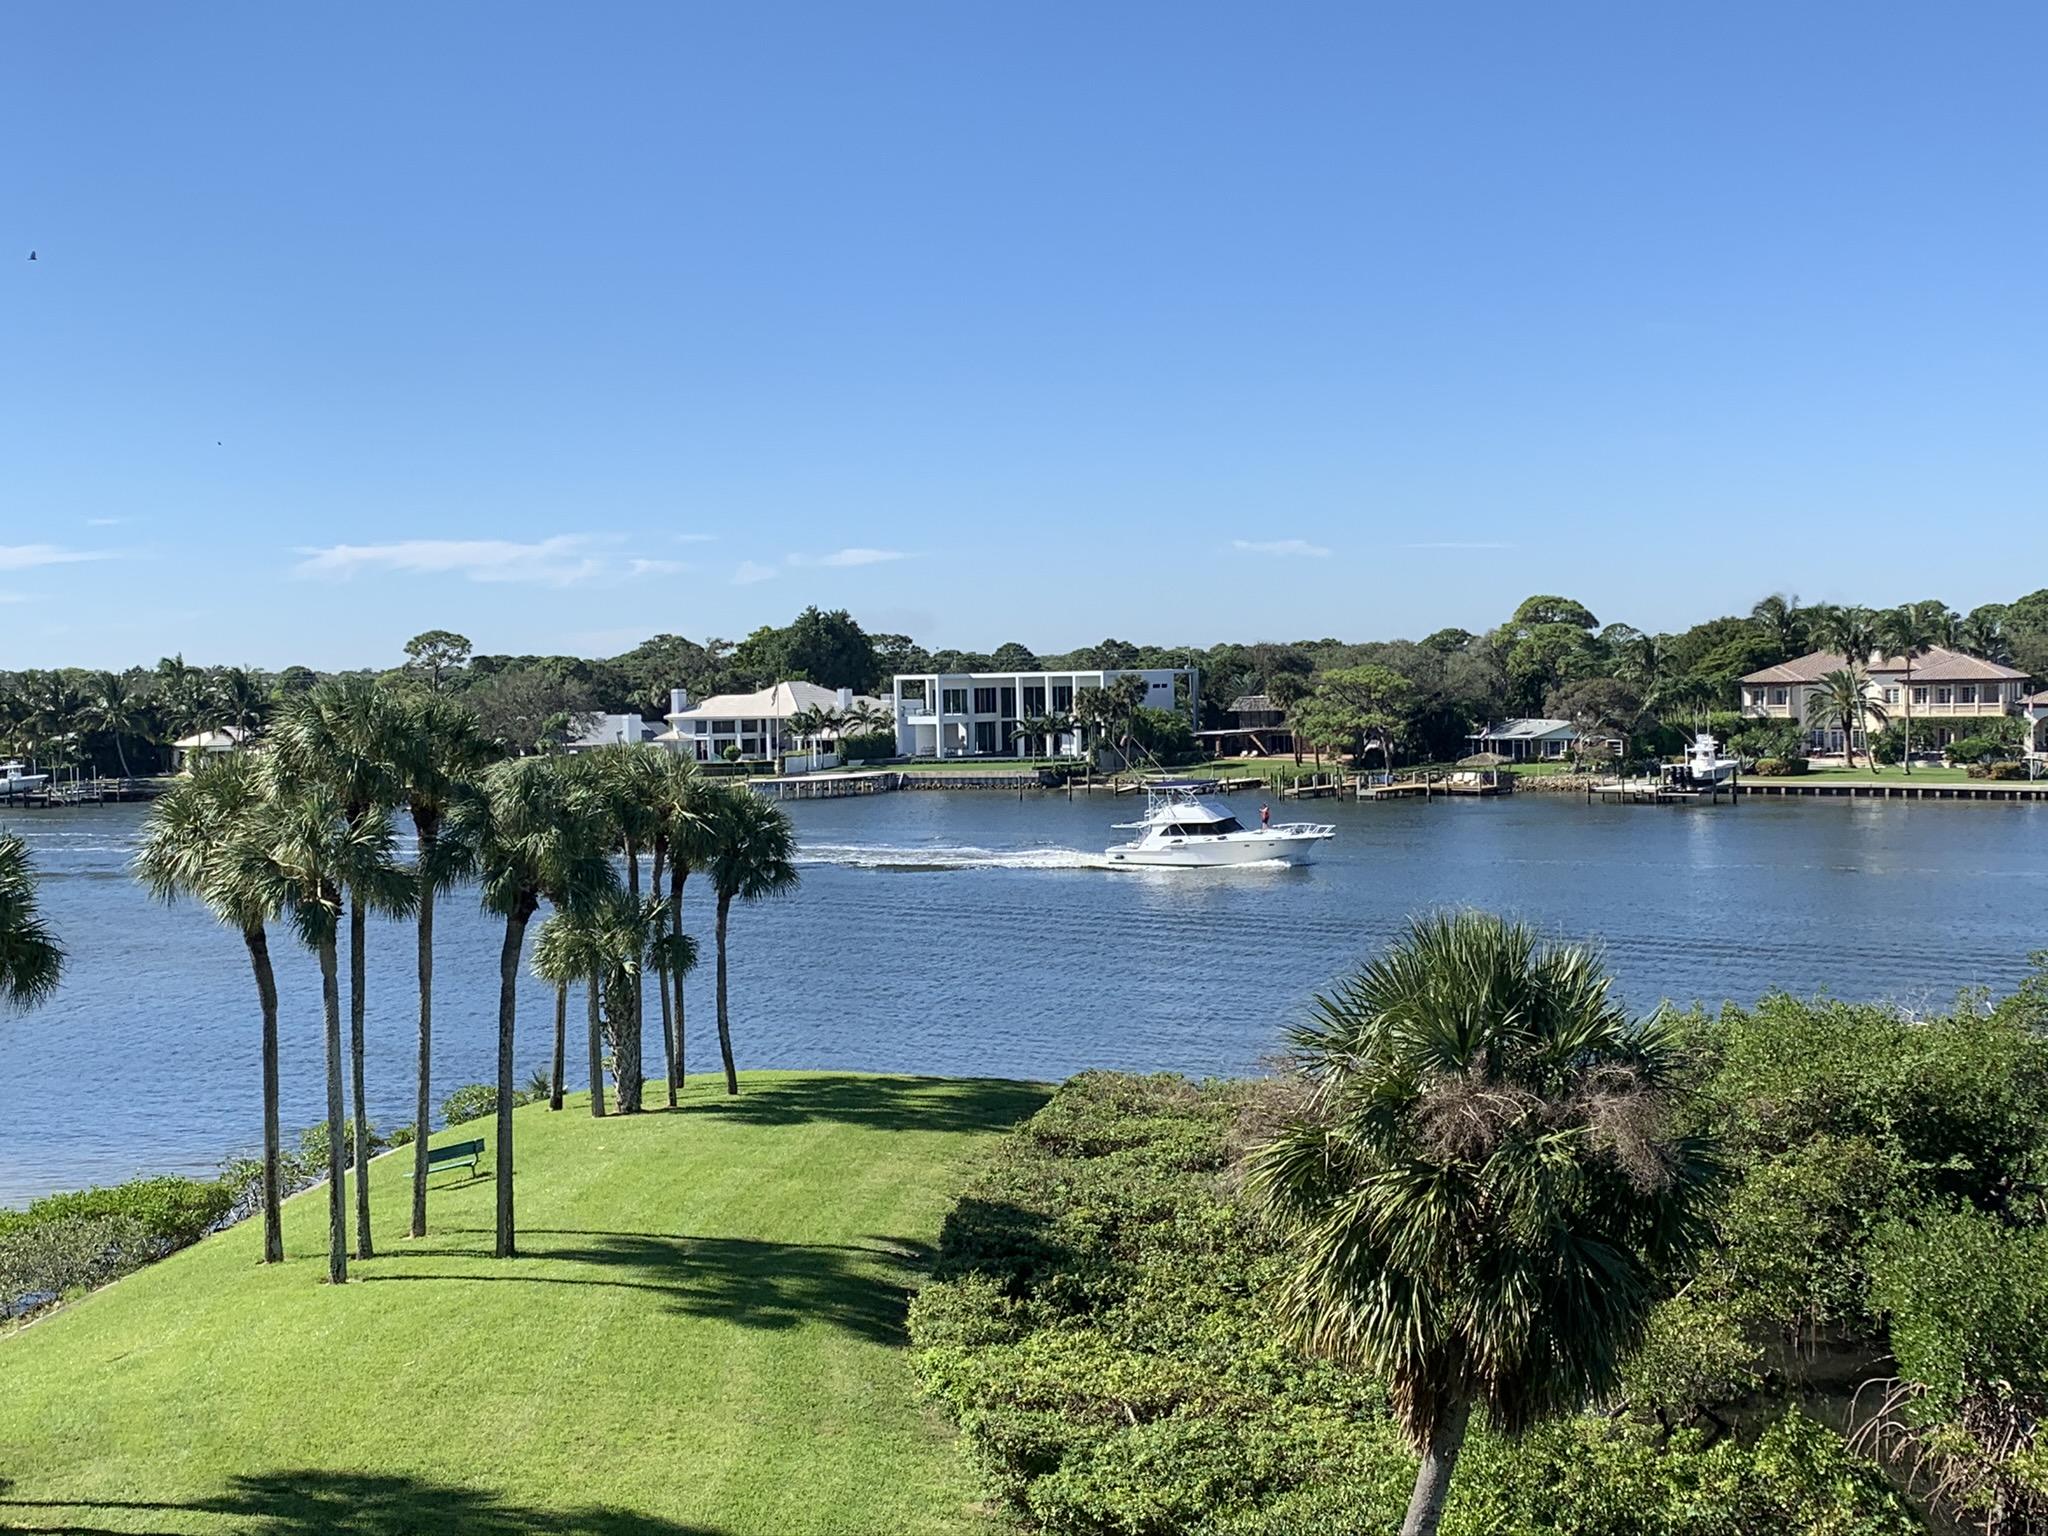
0, 1071, 1048, 1536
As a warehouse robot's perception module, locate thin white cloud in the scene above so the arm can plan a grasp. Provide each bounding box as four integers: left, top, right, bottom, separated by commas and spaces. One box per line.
1397, 541, 1518, 551
0, 543, 120, 571
788, 547, 909, 568
85, 516, 126, 528
1233, 538, 1331, 559
628, 557, 692, 577
293, 536, 619, 586
731, 560, 778, 586
672, 533, 718, 545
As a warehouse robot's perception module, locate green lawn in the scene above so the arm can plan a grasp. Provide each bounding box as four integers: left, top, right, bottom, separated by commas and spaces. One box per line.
1786, 764, 1980, 784
0, 1072, 1049, 1536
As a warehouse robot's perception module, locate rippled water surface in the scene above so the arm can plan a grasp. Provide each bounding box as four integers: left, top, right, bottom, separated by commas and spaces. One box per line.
3, 789, 2044, 1202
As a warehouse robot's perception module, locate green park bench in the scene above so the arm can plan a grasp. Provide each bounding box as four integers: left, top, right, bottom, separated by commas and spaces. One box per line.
405, 1138, 485, 1180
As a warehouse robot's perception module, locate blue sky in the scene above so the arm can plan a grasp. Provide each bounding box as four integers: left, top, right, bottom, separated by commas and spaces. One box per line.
4, 3, 2044, 669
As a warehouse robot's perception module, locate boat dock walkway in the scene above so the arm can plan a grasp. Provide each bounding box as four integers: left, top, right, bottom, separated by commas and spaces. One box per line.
0, 778, 164, 809
1590, 776, 2048, 805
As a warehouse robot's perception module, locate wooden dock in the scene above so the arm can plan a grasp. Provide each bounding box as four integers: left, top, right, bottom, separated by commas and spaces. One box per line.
1590, 775, 2048, 805
0, 778, 163, 809
1358, 771, 1511, 801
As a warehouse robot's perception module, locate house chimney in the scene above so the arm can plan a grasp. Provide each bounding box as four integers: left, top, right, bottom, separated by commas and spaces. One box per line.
669, 688, 689, 717
836, 686, 853, 710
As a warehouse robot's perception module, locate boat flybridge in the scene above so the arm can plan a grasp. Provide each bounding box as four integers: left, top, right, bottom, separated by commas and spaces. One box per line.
1106, 782, 1334, 869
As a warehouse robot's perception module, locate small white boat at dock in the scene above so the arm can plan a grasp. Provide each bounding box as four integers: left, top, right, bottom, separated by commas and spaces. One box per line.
0, 761, 49, 799
1106, 782, 1334, 868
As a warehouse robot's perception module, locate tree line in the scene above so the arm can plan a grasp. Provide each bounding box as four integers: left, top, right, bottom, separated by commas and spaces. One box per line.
8, 587, 2048, 777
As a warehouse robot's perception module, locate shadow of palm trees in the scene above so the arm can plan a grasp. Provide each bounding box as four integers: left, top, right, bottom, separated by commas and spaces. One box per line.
363, 1232, 936, 1344
0, 1470, 723, 1535
679, 1074, 1050, 1135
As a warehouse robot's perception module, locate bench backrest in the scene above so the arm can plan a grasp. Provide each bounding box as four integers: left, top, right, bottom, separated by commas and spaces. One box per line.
426, 1139, 486, 1163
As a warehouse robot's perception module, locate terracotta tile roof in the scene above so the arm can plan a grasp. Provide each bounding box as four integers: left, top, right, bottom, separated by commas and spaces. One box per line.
1742, 646, 2028, 686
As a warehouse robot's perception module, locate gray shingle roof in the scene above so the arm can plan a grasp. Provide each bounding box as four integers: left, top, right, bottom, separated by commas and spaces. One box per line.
1470, 718, 1574, 741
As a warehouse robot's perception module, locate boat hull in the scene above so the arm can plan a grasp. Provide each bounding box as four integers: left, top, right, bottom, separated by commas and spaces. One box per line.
1104, 830, 1329, 868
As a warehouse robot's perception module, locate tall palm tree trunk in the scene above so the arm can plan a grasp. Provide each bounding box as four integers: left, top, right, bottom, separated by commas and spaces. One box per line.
586, 974, 607, 1117
348, 897, 373, 1259
319, 934, 348, 1285
550, 982, 567, 1110
617, 845, 643, 1112
1901, 662, 1914, 776
409, 856, 436, 1240
242, 925, 284, 1265
670, 866, 687, 1098
715, 893, 738, 1096
1399, 1400, 1471, 1536
113, 736, 132, 779
493, 903, 531, 1260
651, 844, 676, 1106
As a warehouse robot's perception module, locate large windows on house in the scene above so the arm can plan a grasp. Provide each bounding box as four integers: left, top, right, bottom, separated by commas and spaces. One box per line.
942, 688, 968, 714
1022, 685, 1047, 714
1052, 683, 1074, 711
972, 686, 999, 713
973, 721, 1000, 753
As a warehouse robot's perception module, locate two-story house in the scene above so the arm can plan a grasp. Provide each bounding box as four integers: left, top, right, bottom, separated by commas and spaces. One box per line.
1739, 646, 2032, 755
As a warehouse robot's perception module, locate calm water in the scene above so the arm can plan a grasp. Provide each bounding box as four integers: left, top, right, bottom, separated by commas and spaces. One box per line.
3, 790, 2044, 1203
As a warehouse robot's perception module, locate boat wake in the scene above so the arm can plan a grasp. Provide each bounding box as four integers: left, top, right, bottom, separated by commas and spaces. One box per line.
797, 841, 1106, 872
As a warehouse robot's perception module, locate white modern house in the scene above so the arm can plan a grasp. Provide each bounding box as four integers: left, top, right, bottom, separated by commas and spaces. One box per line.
658, 682, 888, 763
890, 667, 1197, 759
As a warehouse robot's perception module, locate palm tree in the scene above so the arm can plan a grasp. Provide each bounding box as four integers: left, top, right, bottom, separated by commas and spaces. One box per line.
265, 779, 411, 1284
586, 745, 664, 1112
842, 700, 892, 740
1250, 913, 1718, 1536
393, 694, 491, 1238
0, 832, 63, 1012
1960, 611, 2013, 665
1808, 666, 1886, 769
1750, 593, 1807, 658
477, 756, 617, 1257
531, 909, 599, 1113
1875, 607, 1932, 776
654, 754, 718, 1101
1815, 604, 1877, 671
270, 678, 412, 1260
79, 671, 149, 779
705, 786, 798, 1095
209, 667, 269, 741
154, 655, 206, 739
135, 758, 290, 1262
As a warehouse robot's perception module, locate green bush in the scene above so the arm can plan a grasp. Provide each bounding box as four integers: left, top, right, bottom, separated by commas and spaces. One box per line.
1967, 759, 2030, 780
440, 1083, 501, 1126
1732, 721, 1807, 764
912, 1072, 1918, 1536
0, 1215, 159, 1315
0, 1174, 233, 1249
840, 731, 896, 762
1750, 757, 1807, 776
296, 1118, 384, 1168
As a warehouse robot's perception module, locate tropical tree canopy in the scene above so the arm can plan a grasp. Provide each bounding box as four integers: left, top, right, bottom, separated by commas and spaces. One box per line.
0, 832, 63, 1012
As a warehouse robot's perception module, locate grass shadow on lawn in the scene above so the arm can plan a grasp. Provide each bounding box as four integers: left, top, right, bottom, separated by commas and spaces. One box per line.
0, 1470, 725, 1535
366, 1232, 936, 1344
678, 1075, 1051, 1136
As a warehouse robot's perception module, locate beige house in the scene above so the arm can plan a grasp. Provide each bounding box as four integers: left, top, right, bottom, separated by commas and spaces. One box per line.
1739, 647, 2031, 755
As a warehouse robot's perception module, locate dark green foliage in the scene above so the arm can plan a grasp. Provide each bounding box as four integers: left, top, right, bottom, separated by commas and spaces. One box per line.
441, 1082, 502, 1126
913, 1073, 1916, 1535
1750, 757, 1808, 776
1730, 720, 1806, 763
840, 731, 896, 762
0, 1175, 237, 1316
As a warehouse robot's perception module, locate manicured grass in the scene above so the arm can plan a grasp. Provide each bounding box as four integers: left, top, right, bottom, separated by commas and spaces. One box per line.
0, 1072, 1049, 1536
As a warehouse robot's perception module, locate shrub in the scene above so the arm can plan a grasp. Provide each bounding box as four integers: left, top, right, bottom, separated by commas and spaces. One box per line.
1732, 721, 1807, 764
0, 1174, 233, 1250
1751, 757, 1807, 776
840, 731, 895, 762
296, 1118, 384, 1169
441, 1083, 501, 1126
1968, 759, 2030, 780
720, 744, 741, 762
0, 1215, 159, 1316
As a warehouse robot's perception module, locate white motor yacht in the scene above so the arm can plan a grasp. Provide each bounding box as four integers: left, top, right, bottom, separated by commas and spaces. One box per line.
1106, 783, 1334, 868
0, 761, 48, 799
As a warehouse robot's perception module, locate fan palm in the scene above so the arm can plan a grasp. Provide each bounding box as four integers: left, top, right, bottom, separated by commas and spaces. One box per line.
1808, 665, 1887, 769
265, 779, 413, 1284
477, 756, 617, 1256
1875, 607, 1933, 776
392, 693, 492, 1237
135, 758, 289, 1262
270, 677, 413, 1259
1250, 912, 1718, 1536
705, 785, 798, 1095
531, 907, 610, 1115
0, 832, 63, 1013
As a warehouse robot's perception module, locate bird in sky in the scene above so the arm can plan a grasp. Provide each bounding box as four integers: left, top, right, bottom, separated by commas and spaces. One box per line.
27, 251, 35, 261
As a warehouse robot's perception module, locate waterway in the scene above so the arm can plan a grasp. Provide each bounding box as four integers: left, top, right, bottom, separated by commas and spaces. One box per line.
3, 790, 2043, 1203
